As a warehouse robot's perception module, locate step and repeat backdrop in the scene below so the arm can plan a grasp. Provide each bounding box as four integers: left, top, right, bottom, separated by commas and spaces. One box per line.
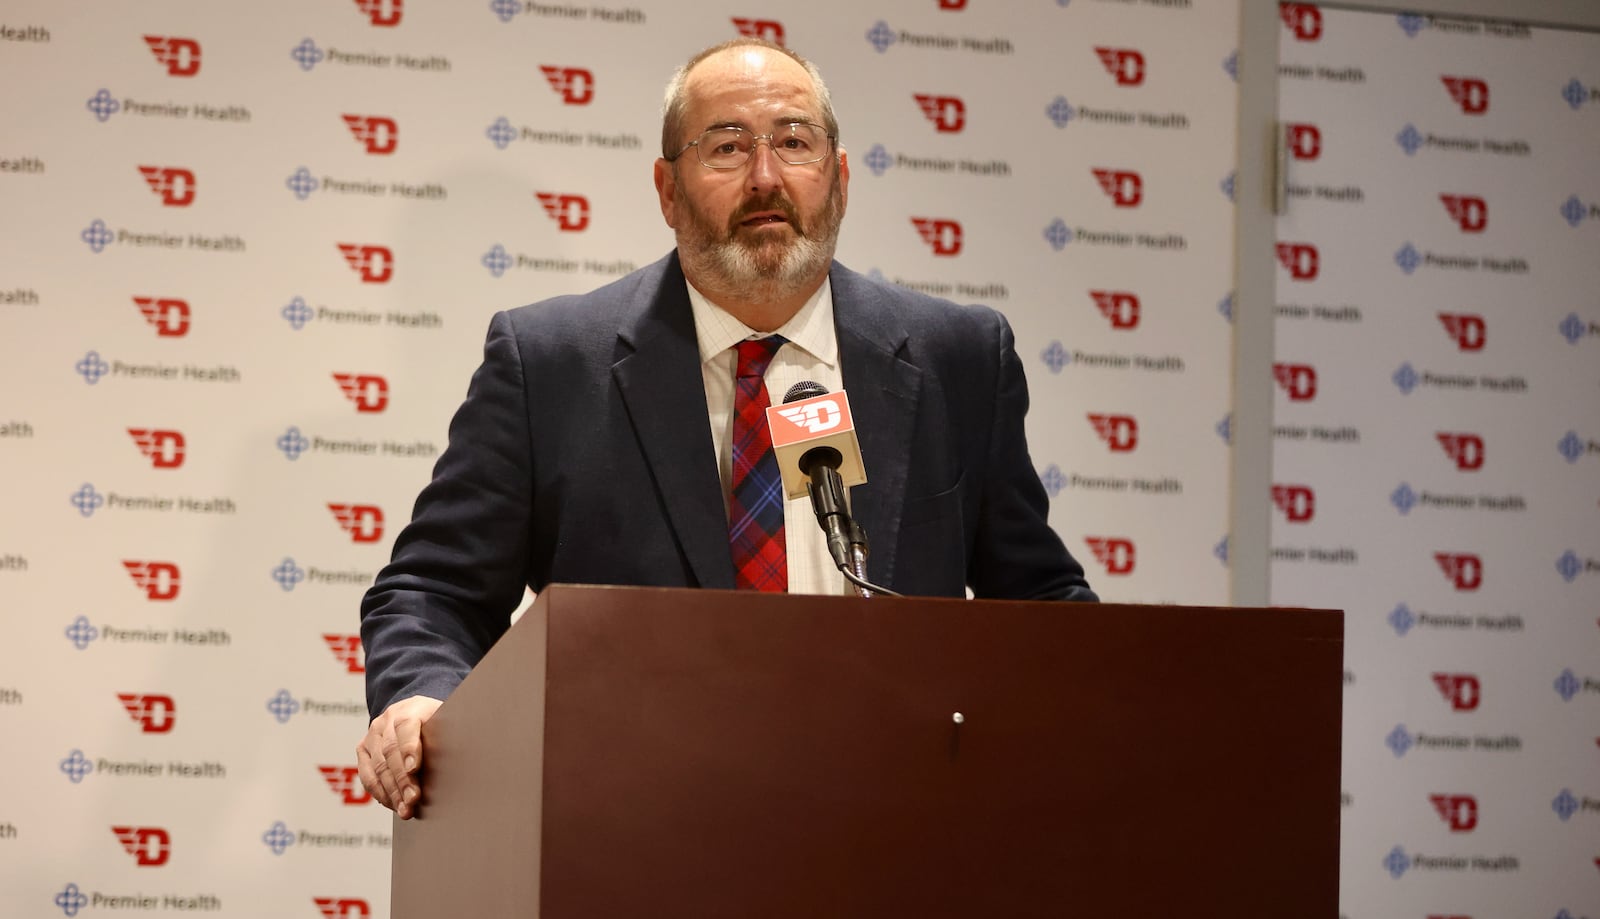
1272, 5, 1600, 918
0, 0, 1239, 915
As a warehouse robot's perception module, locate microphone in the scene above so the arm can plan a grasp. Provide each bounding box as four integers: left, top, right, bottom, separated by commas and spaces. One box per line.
767, 382, 900, 598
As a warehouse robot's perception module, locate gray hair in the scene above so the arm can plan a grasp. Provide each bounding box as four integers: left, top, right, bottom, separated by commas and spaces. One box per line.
660, 38, 840, 160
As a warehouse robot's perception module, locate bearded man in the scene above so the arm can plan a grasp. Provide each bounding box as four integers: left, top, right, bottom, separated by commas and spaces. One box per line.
357, 39, 1096, 819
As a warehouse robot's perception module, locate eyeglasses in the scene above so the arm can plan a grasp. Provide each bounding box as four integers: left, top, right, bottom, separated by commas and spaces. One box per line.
666, 122, 835, 169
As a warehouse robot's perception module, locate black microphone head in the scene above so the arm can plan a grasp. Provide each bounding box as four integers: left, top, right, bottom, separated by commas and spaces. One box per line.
782, 380, 828, 404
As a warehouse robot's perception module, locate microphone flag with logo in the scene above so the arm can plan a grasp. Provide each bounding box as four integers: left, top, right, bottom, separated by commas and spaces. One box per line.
766, 383, 867, 500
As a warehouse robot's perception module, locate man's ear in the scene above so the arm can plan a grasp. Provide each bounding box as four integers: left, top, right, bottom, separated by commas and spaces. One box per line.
836, 147, 850, 215
653, 158, 678, 229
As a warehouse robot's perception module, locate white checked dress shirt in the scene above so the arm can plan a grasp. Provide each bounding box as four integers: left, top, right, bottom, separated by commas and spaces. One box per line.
687, 278, 850, 596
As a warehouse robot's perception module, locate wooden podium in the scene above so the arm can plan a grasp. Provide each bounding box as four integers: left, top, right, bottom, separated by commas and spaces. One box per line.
392, 585, 1342, 918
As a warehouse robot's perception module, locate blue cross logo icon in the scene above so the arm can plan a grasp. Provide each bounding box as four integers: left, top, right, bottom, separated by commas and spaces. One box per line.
1554, 668, 1580, 701
65, 615, 99, 650
1558, 313, 1584, 345
291, 38, 324, 71
1388, 603, 1415, 636
267, 690, 301, 724
1383, 846, 1410, 879
281, 296, 313, 329
1213, 535, 1229, 566
866, 21, 896, 53
1040, 341, 1069, 374
1385, 724, 1413, 758
1215, 414, 1232, 445
1552, 789, 1578, 822
76, 351, 110, 384
285, 167, 318, 201
1558, 432, 1583, 463
56, 883, 89, 917
1220, 172, 1236, 202
486, 117, 516, 150
1560, 195, 1586, 228
1222, 51, 1238, 82
1038, 464, 1065, 498
1046, 96, 1074, 128
1389, 483, 1417, 515
1392, 363, 1419, 395
277, 427, 310, 460
1556, 550, 1581, 583
1217, 292, 1234, 322
81, 220, 113, 253
86, 89, 120, 122
1043, 218, 1072, 251
482, 244, 511, 278
272, 558, 306, 591
262, 821, 295, 854
490, 0, 521, 23
863, 144, 892, 177
1395, 124, 1422, 156
70, 484, 105, 518
1563, 78, 1587, 111
1396, 13, 1425, 37
60, 749, 94, 783
1394, 243, 1421, 274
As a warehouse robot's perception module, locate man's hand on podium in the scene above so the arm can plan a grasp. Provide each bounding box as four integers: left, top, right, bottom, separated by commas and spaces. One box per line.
357, 695, 443, 819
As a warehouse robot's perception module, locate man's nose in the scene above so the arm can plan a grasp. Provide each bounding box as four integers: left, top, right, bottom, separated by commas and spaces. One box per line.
746, 140, 785, 195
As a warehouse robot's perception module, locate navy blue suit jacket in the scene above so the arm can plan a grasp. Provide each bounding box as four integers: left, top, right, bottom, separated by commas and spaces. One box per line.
361, 252, 1096, 716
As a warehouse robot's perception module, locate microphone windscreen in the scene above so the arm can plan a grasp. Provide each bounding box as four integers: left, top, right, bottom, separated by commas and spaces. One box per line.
783, 380, 828, 404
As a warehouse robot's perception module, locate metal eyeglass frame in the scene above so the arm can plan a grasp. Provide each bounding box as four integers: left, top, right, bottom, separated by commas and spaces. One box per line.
665, 122, 837, 169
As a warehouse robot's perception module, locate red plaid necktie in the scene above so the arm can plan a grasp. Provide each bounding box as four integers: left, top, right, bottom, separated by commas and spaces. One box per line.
728, 336, 788, 592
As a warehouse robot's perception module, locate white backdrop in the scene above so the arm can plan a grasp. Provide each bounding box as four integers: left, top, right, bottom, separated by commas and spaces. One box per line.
1273, 5, 1600, 917
2, 1, 1241, 915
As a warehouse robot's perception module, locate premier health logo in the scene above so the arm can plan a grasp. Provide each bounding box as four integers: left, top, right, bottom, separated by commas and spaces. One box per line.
863, 144, 892, 177
282, 296, 313, 329
1388, 603, 1416, 636
1562, 194, 1595, 228
1553, 788, 1579, 822
482, 244, 511, 278
277, 426, 310, 460
1043, 218, 1072, 251
866, 21, 896, 53
1046, 96, 1074, 128
81, 220, 114, 253
71, 484, 105, 517
262, 821, 295, 855
66, 615, 100, 650
57, 883, 89, 917
1396, 123, 1424, 156
1391, 483, 1418, 515
286, 167, 319, 200
86, 88, 121, 122
60, 749, 95, 783
1386, 724, 1414, 758
272, 557, 306, 591
486, 116, 516, 150
267, 689, 301, 724
291, 38, 325, 71
1557, 550, 1581, 583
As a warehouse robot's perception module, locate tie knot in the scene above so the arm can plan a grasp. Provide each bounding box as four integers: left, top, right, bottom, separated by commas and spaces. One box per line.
734, 335, 786, 380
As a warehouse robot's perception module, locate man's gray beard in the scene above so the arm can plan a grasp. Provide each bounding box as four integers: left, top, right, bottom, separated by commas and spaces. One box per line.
675, 179, 843, 304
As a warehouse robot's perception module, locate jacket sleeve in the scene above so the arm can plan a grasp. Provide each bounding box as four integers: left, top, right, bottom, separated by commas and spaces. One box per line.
967, 310, 1099, 602
359, 312, 537, 718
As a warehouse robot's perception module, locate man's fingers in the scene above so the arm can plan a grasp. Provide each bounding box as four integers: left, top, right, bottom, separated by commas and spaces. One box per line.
356, 696, 442, 819
362, 724, 404, 810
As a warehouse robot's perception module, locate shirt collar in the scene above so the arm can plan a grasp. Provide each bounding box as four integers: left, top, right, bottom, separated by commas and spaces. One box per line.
686, 274, 838, 369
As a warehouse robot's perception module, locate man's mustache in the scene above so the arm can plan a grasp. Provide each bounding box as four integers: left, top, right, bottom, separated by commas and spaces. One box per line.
729, 195, 802, 236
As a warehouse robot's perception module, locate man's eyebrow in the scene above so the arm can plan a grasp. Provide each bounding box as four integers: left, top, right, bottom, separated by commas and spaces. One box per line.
700, 115, 815, 132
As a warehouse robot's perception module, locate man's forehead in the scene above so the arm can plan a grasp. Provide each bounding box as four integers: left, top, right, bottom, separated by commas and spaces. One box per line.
682, 47, 819, 119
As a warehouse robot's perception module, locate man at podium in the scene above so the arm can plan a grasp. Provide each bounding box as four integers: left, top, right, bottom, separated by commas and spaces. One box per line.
356, 38, 1097, 818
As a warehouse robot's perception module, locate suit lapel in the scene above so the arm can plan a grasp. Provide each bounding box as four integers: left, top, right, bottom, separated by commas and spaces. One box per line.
831, 265, 922, 588
612, 255, 737, 590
